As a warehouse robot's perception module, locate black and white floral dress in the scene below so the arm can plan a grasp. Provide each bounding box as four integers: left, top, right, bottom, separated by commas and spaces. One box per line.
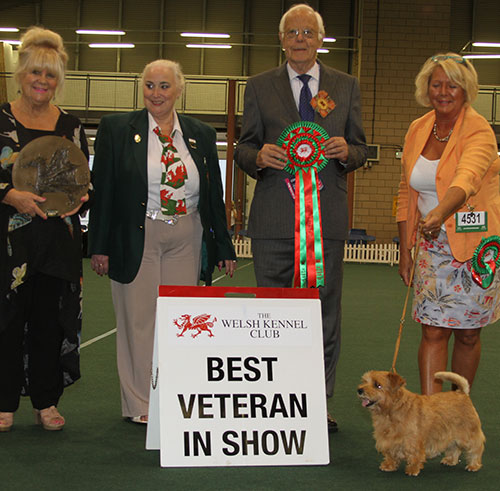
0, 102, 89, 391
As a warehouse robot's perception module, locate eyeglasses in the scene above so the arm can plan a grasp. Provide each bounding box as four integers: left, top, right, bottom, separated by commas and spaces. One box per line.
431, 55, 465, 64
284, 29, 316, 39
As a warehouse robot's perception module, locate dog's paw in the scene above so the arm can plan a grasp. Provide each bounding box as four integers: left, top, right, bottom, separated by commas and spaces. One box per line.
466, 462, 482, 472
404, 468, 421, 477
441, 455, 459, 467
405, 464, 423, 476
379, 459, 398, 472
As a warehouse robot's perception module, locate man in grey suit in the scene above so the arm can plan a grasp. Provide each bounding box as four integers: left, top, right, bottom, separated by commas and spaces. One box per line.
235, 3, 367, 431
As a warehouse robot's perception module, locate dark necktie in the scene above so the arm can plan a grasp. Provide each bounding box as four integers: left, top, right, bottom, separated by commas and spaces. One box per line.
298, 74, 315, 122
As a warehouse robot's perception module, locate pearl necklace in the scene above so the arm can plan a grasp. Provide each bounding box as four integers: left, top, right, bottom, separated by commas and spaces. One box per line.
433, 122, 453, 142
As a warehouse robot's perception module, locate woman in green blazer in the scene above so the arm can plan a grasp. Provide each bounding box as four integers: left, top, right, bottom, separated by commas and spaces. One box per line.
88, 59, 236, 423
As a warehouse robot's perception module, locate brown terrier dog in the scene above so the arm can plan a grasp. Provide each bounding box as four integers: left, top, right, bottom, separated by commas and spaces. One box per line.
357, 370, 485, 476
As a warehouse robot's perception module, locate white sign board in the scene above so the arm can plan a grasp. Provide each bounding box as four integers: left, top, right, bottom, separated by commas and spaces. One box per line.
146, 291, 329, 467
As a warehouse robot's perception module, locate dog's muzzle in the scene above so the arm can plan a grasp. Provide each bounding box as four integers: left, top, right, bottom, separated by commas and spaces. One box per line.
357, 388, 376, 408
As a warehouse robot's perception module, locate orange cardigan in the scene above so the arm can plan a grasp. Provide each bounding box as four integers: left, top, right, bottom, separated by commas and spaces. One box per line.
397, 105, 500, 262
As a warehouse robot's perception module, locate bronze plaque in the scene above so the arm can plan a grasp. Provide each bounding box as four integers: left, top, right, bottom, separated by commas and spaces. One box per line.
12, 135, 90, 216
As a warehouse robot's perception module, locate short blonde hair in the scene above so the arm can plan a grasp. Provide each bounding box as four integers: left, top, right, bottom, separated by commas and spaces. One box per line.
14, 26, 68, 98
415, 53, 478, 107
141, 59, 185, 95
279, 4, 325, 41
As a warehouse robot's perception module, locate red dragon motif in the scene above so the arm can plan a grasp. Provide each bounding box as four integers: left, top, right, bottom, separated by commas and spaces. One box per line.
174, 313, 217, 338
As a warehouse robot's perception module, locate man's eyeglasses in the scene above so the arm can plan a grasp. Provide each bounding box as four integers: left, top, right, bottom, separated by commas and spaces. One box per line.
284, 29, 316, 39
431, 55, 466, 64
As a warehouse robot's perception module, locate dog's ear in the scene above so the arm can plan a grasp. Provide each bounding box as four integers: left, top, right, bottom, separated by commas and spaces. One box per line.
387, 372, 405, 391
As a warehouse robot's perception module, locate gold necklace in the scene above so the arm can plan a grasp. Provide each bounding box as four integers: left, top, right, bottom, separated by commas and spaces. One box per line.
433, 122, 453, 142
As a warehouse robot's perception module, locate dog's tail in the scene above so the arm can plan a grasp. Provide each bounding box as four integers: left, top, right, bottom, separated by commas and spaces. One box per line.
434, 371, 470, 395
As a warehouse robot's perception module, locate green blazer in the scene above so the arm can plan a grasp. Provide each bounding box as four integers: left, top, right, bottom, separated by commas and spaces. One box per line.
88, 109, 235, 284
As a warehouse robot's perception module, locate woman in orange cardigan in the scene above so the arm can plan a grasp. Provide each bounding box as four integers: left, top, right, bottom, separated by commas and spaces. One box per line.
397, 53, 500, 394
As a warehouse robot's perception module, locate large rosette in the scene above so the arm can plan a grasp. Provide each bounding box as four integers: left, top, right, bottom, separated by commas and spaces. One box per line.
277, 122, 329, 288
471, 236, 500, 289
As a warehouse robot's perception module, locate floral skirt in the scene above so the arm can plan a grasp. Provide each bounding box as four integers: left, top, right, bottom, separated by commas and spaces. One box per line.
412, 230, 500, 329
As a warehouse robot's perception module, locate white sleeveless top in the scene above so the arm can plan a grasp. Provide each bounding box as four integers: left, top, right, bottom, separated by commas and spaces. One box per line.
409, 154, 441, 223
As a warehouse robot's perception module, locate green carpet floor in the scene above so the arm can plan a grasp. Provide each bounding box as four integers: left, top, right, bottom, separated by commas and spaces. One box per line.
1, 259, 498, 490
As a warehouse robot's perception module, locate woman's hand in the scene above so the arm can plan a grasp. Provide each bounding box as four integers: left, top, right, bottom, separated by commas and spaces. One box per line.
60, 193, 89, 219
2, 188, 47, 219
420, 208, 444, 240
399, 249, 414, 286
421, 186, 466, 240
91, 254, 109, 276
218, 259, 237, 277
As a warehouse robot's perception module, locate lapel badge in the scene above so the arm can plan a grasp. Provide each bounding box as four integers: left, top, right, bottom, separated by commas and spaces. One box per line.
189, 138, 197, 149
134, 134, 142, 143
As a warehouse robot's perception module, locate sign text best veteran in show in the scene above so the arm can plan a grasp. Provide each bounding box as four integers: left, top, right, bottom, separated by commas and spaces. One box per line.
147, 291, 329, 467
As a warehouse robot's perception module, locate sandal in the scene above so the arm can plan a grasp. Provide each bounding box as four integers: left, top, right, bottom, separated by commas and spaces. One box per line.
34, 406, 65, 431
129, 415, 148, 424
0, 412, 14, 432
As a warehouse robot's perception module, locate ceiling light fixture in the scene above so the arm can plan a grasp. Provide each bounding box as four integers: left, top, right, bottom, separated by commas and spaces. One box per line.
0, 27, 19, 32
89, 43, 135, 48
186, 44, 232, 49
463, 54, 500, 59
0, 39, 21, 45
323, 37, 336, 43
317, 48, 329, 53
77, 30, 126, 35
472, 42, 500, 48
181, 32, 230, 39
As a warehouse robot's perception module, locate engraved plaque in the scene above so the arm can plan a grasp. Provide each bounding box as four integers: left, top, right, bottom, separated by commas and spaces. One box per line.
13, 136, 90, 216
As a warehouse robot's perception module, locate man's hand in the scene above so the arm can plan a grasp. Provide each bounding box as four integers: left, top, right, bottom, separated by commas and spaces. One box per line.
324, 136, 348, 162
256, 144, 287, 170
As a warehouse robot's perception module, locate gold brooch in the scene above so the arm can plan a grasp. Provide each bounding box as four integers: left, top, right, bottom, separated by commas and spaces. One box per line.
134, 134, 141, 143
310, 91, 336, 118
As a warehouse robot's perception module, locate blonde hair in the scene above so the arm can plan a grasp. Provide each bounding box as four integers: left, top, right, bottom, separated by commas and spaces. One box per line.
279, 3, 325, 41
141, 59, 185, 94
14, 27, 68, 98
414, 52, 478, 107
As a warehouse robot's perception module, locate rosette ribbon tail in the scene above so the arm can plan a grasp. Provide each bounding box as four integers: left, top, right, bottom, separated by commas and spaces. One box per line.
293, 167, 325, 288
277, 121, 330, 289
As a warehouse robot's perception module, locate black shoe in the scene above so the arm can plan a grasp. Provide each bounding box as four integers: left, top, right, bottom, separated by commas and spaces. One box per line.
327, 414, 338, 433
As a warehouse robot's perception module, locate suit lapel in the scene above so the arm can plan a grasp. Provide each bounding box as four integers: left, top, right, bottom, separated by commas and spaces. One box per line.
272, 64, 300, 122
437, 106, 466, 173
403, 114, 434, 181
178, 115, 210, 211
178, 115, 205, 176
316, 62, 339, 125
129, 109, 149, 187
318, 62, 338, 95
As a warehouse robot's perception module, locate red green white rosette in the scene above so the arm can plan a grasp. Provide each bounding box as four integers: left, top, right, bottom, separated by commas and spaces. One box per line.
277, 122, 330, 288
278, 121, 329, 175
471, 236, 500, 289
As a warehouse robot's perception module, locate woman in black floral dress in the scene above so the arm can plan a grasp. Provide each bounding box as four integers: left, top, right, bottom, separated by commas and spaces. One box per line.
0, 27, 89, 431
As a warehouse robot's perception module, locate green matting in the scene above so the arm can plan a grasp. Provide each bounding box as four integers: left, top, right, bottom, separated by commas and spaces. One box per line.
1, 259, 499, 490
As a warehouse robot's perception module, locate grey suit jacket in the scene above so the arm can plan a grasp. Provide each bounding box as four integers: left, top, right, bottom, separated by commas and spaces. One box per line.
234, 61, 367, 240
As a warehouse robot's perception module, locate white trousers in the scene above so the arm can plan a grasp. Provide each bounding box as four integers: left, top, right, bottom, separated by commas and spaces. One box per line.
111, 211, 203, 417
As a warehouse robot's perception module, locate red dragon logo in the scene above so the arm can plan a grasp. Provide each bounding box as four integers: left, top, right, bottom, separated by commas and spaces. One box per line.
174, 313, 217, 338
